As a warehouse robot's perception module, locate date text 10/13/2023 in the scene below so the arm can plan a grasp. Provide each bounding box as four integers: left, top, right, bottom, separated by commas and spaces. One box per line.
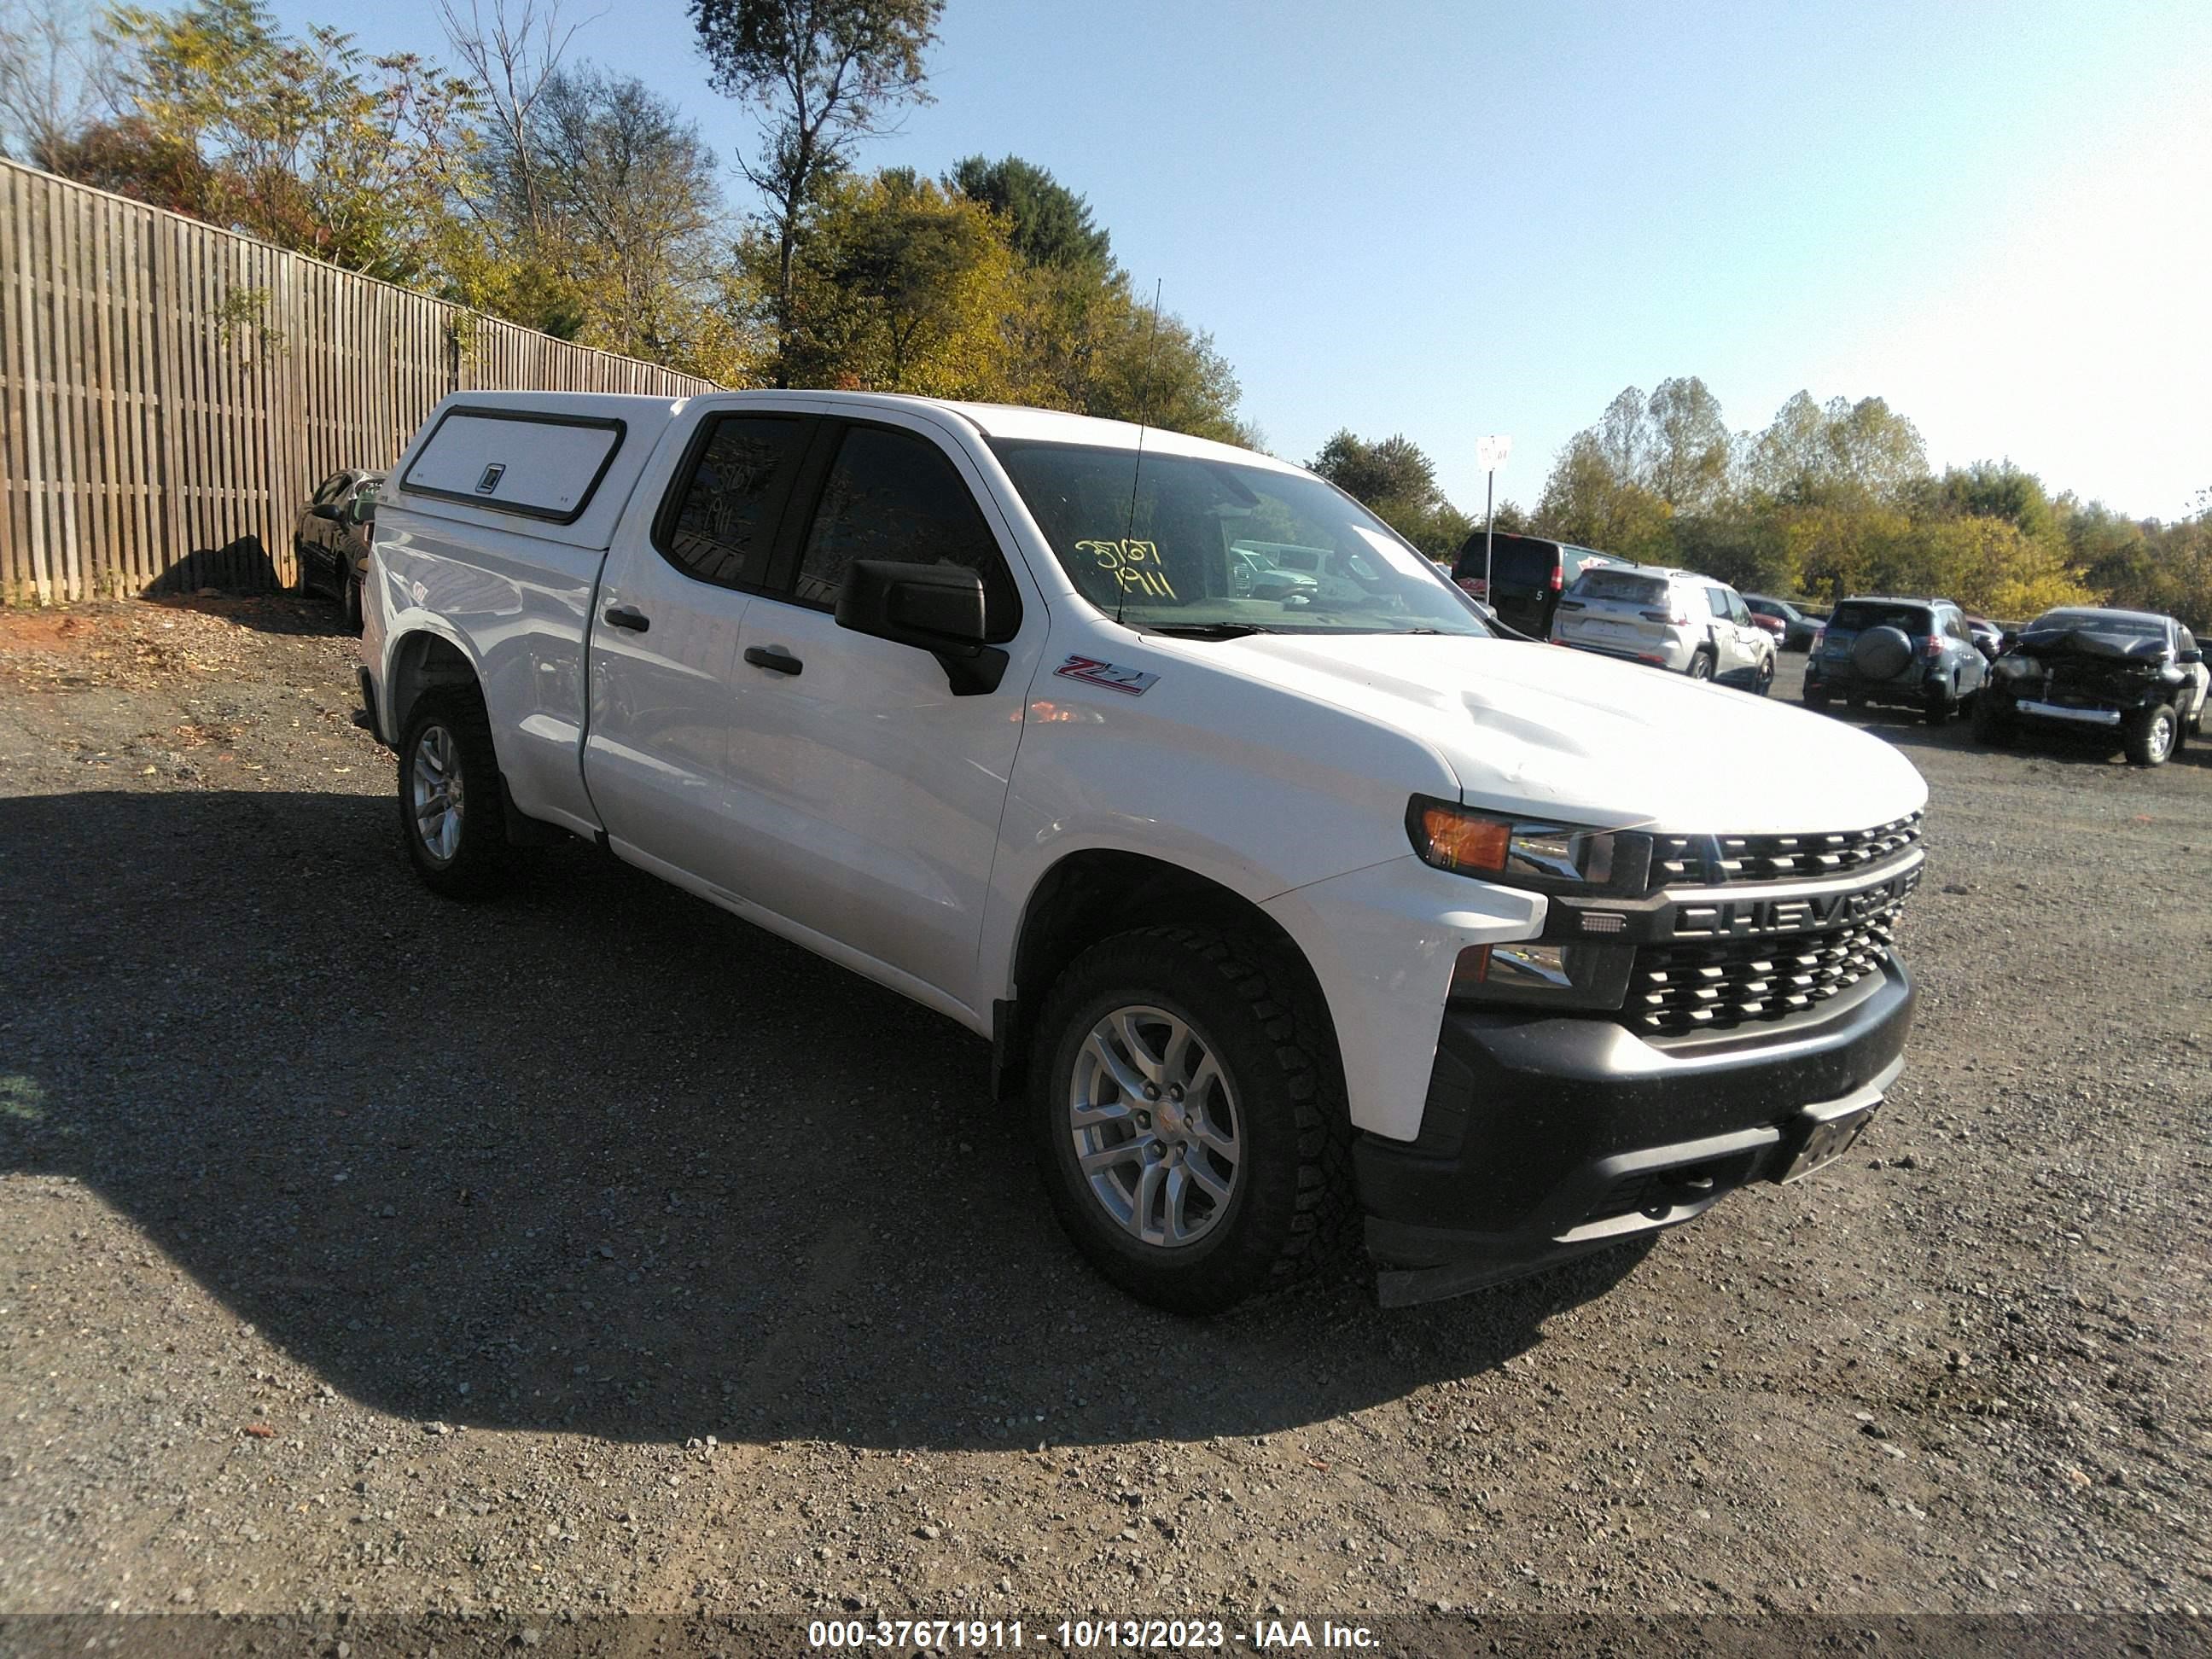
805, 1620, 1380, 1650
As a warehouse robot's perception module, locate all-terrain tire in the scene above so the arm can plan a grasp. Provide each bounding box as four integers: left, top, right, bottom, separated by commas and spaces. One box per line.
397, 686, 521, 899
2122, 702, 2177, 767
1028, 925, 1344, 1314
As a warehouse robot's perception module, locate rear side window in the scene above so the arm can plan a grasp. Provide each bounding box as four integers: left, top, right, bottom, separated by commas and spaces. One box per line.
792, 425, 1021, 641
1570, 569, 1667, 606
656, 415, 806, 589
1831, 602, 1933, 634
401, 408, 624, 524
1489, 541, 1554, 587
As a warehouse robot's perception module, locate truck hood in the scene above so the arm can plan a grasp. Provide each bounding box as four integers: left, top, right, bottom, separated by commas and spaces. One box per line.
1196, 632, 1927, 835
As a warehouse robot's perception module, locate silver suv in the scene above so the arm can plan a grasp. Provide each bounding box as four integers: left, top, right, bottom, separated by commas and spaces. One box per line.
1550, 564, 1778, 693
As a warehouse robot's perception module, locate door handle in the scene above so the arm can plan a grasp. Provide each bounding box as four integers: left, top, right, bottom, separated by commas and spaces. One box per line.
603, 604, 650, 632
744, 645, 803, 677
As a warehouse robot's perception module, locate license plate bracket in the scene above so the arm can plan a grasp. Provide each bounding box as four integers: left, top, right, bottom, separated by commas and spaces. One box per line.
1774, 1097, 1881, 1184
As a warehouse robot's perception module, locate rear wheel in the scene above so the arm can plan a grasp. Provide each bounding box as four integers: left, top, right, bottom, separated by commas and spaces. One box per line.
1803, 684, 1831, 711
397, 687, 521, 899
341, 574, 364, 632
2123, 702, 2177, 767
1687, 650, 1714, 681
1924, 679, 1956, 725
1029, 925, 1341, 1314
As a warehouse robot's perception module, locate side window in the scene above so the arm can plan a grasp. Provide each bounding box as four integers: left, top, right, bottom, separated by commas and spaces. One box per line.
657, 416, 805, 589
311, 472, 349, 505
1725, 591, 1752, 625
792, 425, 1021, 641
1703, 585, 1731, 620
1943, 610, 1969, 642
2176, 626, 2197, 655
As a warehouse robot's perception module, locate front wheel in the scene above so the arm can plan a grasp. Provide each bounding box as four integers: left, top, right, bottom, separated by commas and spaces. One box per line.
1971, 691, 2012, 746
2123, 702, 2177, 767
1029, 925, 1341, 1314
397, 688, 520, 899
1753, 653, 1775, 696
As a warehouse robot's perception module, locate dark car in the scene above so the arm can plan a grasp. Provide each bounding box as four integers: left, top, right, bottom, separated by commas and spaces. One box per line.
1972, 608, 2208, 766
1803, 596, 1989, 724
1963, 614, 2004, 658
1450, 531, 1617, 638
294, 469, 384, 629
1742, 593, 1817, 650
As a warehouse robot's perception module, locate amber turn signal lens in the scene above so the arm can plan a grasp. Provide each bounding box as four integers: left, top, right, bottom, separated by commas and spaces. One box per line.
1418, 806, 1510, 872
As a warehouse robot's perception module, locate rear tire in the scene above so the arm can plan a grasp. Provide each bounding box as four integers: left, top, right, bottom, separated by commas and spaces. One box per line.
397, 687, 520, 899
1028, 925, 1342, 1314
1924, 680, 1955, 725
341, 575, 364, 632
1687, 650, 1714, 682
2123, 702, 2177, 767
1803, 684, 1831, 711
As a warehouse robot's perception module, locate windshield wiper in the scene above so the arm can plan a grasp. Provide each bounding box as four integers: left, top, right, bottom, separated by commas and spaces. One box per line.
1147, 622, 1276, 640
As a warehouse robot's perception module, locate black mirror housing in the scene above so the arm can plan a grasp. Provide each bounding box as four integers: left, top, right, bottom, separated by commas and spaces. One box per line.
835, 559, 1005, 695
836, 559, 987, 649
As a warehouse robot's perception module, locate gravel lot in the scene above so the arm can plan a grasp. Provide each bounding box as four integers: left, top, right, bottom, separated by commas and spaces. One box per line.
0, 598, 2207, 1637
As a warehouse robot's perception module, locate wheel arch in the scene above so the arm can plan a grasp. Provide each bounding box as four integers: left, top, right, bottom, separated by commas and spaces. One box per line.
992, 849, 1344, 1110
383, 626, 481, 747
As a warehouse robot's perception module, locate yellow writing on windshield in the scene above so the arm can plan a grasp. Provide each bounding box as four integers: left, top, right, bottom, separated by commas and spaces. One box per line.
1075, 538, 1178, 600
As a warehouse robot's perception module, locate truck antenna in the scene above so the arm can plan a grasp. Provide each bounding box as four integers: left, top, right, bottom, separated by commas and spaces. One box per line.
1115, 279, 1166, 629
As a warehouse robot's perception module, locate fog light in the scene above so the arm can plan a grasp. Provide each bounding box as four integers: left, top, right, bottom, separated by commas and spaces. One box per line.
1449, 940, 1633, 1010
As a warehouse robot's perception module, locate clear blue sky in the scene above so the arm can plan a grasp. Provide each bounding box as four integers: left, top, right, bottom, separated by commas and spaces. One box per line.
285, 0, 2212, 519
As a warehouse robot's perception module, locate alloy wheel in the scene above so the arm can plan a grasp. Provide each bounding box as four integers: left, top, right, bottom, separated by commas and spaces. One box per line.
1068, 1004, 1242, 1249
410, 724, 464, 862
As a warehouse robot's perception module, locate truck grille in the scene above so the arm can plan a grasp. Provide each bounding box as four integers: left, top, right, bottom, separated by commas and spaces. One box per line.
1648, 812, 1922, 889
1627, 904, 1901, 1034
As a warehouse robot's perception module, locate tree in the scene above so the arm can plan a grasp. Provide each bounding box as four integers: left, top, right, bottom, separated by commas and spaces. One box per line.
1310, 430, 1474, 560
774, 168, 1012, 395
92, 0, 474, 281
1747, 391, 1927, 507
947, 154, 1109, 272
0, 0, 114, 164
691, 0, 941, 383
1644, 375, 1732, 512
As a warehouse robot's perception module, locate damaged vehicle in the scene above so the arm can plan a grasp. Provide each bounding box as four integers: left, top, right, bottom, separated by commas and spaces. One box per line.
358, 390, 1929, 1313
1972, 608, 2208, 765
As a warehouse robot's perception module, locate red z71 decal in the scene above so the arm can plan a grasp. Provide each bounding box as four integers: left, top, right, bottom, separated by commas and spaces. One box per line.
1054, 655, 1160, 696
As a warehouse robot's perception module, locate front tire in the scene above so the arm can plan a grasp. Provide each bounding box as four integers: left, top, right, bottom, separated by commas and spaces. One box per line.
397, 688, 520, 899
2123, 702, 2177, 767
1029, 925, 1340, 1314
1971, 691, 2013, 746
1753, 652, 1775, 696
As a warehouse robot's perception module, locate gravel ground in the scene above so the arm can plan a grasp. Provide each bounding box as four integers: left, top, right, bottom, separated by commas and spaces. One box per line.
0, 598, 2207, 1632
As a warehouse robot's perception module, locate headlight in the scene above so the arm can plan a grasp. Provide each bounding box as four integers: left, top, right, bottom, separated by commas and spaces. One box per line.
1994, 655, 2039, 681
1406, 796, 1651, 894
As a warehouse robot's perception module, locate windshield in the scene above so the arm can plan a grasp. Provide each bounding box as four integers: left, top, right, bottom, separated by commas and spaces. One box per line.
989, 440, 1491, 637
2027, 609, 2165, 640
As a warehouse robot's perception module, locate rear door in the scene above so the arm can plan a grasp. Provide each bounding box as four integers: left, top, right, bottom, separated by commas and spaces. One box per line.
722, 412, 1044, 1013
584, 409, 812, 879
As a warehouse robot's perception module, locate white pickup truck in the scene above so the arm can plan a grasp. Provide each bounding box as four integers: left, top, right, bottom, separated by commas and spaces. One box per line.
358, 390, 1929, 1311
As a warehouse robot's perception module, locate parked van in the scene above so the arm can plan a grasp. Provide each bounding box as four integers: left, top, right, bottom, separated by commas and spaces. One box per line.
1452, 531, 1617, 637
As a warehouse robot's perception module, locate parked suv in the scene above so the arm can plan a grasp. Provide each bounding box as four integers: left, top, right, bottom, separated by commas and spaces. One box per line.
359, 391, 1926, 1313
1742, 594, 1817, 650
1804, 597, 1988, 724
1550, 564, 1778, 692
1451, 531, 1616, 637
1972, 607, 2207, 766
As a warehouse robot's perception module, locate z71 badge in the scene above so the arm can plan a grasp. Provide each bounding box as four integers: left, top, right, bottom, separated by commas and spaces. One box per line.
1054, 655, 1159, 696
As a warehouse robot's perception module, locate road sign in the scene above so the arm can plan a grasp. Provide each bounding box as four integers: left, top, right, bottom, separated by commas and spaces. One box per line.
1476, 434, 1513, 472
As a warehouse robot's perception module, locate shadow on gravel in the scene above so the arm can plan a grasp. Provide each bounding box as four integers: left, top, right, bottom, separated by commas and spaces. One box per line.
148, 592, 358, 638
0, 788, 1651, 1452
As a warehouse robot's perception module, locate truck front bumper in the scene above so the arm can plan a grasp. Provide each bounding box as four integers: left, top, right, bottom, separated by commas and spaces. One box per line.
1358, 955, 1915, 1306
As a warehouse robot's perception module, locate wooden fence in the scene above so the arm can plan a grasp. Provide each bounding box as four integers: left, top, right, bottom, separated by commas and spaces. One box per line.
0, 159, 720, 604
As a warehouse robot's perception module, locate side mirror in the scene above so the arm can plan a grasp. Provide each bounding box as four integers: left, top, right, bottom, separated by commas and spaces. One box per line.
2180, 648, 2203, 665
346, 493, 376, 526
835, 559, 1006, 696
311, 502, 341, 521
2000, 631, 2019, 651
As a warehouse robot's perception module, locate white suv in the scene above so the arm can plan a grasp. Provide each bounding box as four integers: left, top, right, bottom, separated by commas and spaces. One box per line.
1551, 564, 1778, 694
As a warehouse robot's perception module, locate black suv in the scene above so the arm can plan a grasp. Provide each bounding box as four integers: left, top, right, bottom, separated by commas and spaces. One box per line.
1973, 608, 2208, 767
1451, 532, 1617, 638
1804, 597, 1988, 724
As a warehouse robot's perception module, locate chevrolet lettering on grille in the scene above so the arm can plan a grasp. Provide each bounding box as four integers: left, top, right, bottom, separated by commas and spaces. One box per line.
1671, 864, 1922, 939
